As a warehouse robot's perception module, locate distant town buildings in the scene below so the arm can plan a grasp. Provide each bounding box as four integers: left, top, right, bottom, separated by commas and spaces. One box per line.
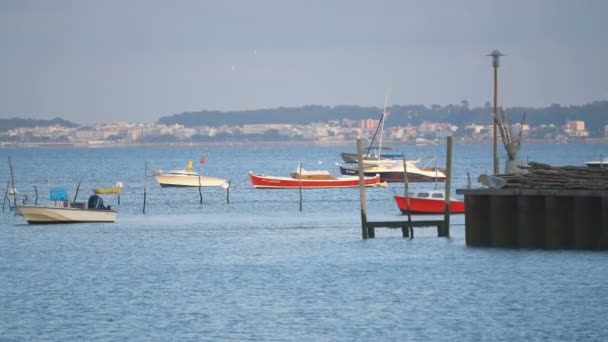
0, 116, 605, 147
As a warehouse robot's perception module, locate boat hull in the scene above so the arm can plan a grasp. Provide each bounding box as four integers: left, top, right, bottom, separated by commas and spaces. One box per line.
155, 174, 226, 187
393, 195, 465, 214
93, 188, 122, 194
339, 165, 445, 183
249, 173, 381, 189
17, 206, 118, 224
585, 161, 607, 168
341, 152, 403, 163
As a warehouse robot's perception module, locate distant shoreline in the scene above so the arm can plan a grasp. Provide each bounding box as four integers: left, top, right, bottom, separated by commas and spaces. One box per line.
1, 138, 607, 149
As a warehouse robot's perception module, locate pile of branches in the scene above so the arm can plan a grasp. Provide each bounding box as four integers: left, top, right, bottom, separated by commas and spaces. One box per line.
498, 162, 608, 190
496, 109, 526, 161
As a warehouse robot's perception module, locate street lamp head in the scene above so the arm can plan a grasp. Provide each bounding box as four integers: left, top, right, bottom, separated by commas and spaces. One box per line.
487, 50, 505, 68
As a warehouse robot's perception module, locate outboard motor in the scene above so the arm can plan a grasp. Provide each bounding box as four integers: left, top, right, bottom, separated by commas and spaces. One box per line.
88, 194, 106, 209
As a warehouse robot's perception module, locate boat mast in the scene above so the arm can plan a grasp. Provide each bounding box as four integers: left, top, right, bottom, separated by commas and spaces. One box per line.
365, 112, 384, 157
377, 94, 389, 160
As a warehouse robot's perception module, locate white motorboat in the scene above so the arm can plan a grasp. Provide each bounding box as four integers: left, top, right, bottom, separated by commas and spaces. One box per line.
155, 160, 227, 187
17, 187, 117, 224
338, 159, 446, 183
586, 158, 608, 168
18, 205, 117, 224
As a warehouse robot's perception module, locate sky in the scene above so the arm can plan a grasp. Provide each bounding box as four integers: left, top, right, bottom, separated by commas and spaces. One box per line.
1, 0, 607, 124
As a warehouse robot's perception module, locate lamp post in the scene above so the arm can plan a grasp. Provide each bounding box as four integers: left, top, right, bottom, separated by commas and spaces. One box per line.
488, 50, 504, 174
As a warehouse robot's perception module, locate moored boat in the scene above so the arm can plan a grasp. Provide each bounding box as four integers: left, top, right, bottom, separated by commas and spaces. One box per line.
94, 181, 123, 194
341, 151, 403, 163
338, 160, 446, 183
17, 187, 117, 224
155, 160, 227, 187
586, 158, 608, 168
249, 168, 381, 189
18, 206, 118, 224
393, 190, 465, 214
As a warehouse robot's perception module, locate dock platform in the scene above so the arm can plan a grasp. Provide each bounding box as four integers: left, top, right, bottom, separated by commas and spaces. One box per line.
457, 188, 608, 249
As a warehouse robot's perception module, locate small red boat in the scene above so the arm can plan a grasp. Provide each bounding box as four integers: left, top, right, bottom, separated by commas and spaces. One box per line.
394, 190, 465, 214
249, 169, 381, 189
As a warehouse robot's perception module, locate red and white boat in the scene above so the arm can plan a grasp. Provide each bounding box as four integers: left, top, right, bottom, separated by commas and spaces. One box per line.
249, 168, 381, 189
393, 190, 465, 214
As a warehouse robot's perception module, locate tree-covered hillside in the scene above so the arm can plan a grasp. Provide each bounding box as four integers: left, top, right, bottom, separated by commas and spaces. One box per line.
158, 101, 608, 136
0, 117, 79, 132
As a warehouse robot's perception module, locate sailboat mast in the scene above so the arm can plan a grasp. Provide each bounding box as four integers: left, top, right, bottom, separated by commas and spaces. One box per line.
365, 112, 383, 157
377, 95, 389, 159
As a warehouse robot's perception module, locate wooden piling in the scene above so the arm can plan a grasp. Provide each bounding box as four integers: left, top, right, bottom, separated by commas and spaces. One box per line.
8, 156, 16, 212
402, 156, 413, 239
464, 194, 488, 246
198, 174, 203, 204
2, 181, 10, 212
143, 162, 147, 214
545, 196, 572, 249
489, 195, 517, 247
357, 139, 368, 239
226, 181, 231, 204
298, 163, 303, 212
441, 136, 453, 237
34, 186, 38, 206
572, 197, 601, 249
599, 196, 608, 249
516, 196, 544, 248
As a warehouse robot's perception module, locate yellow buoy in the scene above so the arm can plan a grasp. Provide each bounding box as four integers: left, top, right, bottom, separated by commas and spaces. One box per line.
187, 160, 193, 170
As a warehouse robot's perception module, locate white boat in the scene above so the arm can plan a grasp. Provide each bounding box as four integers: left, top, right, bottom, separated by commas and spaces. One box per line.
17, 187, 117, 224
155, 160, 227, 187
338, 159, 446, 183
586, 158, 608, 168
18, 205, 117, 224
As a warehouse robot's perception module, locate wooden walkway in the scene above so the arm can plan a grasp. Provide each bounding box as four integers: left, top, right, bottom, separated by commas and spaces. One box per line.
356, 137, 453, 239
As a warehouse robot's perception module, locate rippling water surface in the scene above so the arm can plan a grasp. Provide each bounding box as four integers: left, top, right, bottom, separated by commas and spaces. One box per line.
1, 142, 607, 341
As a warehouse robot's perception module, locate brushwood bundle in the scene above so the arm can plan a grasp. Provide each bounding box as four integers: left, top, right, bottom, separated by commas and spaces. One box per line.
498, 162, 608, 190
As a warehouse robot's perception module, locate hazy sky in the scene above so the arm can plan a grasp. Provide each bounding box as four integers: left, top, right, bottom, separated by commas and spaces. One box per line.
1, 0, 607, 124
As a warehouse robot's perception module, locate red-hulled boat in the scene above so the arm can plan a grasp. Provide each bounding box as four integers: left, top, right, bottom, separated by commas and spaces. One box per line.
394, 190, 465, 214
249, 169, 381, 189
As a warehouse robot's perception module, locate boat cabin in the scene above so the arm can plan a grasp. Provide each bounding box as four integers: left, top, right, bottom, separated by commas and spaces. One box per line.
411, 190, 445, 199
289, 168, 335, 180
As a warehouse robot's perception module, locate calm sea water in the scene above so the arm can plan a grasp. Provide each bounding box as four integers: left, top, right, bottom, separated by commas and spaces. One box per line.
1, 142, 607, 341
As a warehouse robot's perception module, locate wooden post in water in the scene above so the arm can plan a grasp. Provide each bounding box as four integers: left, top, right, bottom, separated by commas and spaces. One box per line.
441, 136, 453, 237
2, 181, 10, 212
226, 181, 230, 204
357, 139, 369, 239
143, 162, 147, 214
402, 156, 413, 239
34, 186, 38, 206
198, 174, 203, 205
298, 163, 303, 212
8, 156, 17, 213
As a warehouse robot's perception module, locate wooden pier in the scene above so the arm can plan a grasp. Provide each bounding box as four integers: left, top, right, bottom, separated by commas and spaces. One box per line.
457, 188, 608, 249
357, 137, 453, 239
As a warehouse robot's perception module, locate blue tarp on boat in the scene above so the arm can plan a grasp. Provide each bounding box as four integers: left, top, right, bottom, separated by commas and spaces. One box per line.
49, 187, 69, 201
